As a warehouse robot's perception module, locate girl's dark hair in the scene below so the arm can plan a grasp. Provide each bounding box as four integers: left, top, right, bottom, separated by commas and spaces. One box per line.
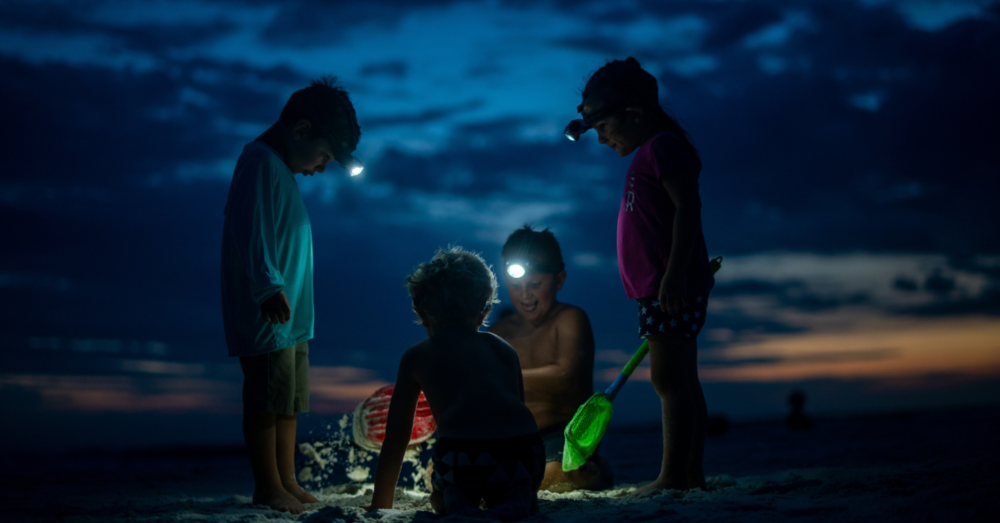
583, 57, 701, 173
279, 75, 361, 154
501, 225, 565, 272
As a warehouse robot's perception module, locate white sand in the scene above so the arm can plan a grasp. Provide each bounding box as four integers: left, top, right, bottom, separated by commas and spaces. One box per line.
5, 408, 998, 522
15, 459, 992, 522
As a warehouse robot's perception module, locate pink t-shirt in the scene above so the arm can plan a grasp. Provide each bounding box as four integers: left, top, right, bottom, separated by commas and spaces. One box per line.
616, 132, 715, 300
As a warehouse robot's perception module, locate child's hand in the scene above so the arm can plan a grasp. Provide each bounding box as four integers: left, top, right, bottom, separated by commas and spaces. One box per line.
260, 290, 291, 324
658, 271, 688, 314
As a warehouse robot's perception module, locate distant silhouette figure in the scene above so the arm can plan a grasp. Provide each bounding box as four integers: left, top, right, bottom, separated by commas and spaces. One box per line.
786, 389, 813, 430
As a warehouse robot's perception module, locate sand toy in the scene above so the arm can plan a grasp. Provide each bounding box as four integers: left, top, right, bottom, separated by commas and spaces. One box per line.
353, 384, 437, 451
562, 340, 648, 471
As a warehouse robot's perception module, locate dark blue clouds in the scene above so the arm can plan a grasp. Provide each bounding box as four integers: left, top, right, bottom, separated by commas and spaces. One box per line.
0, 0, 999, 449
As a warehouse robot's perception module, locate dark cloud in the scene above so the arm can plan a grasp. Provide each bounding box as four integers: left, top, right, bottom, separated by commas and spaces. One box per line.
897, 288, 1000, 317
711, 279, 869, 312
700, 347, 898, 367
893, 276, 920, 292
0, 3, 239, 55
359, 60, 408, 78
660, 8, 1000, 255
0, 56, 304, 191
552, 35, 625, 56
257, 0, 461, 47
702, 310, 808, 345
924, 270, 956, 294
362, 99, 485, 127
701, 1, 784, 50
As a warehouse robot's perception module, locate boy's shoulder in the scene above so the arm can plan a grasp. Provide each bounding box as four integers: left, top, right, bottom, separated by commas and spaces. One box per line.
237, 141, 288, 175
401, 336, 434, 357
534, 301, 589, 330
551, 302, 592, 335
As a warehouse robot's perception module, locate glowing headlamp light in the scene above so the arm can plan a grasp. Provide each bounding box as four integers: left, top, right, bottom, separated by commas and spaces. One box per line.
504, 231, 563, 279
506, 261, 526, 278
339, 154, 364, 176
504, 261, 530, 278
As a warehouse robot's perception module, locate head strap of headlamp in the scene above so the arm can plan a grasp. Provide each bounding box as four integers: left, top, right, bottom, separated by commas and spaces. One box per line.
580, 99, 629, 126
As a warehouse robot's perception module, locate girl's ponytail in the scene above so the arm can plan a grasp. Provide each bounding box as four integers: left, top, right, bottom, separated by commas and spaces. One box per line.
650, 105, 702, 174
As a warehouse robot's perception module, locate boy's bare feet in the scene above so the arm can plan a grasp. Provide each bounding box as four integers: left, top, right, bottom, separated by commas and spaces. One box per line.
282, 481, 320, 504
253, 489, 306, 514
632, 478, 688, 496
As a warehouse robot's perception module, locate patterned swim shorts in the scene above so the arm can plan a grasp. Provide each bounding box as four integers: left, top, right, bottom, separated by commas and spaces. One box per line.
431, 432, 545, 503
636, 295, 709, 340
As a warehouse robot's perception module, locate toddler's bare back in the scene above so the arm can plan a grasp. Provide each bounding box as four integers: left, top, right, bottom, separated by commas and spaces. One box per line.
403, 330, 538, 440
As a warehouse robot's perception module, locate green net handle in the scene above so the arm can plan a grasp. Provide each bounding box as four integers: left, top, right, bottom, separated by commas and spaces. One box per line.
604, 340, 648, 400
619, 339, 649, 380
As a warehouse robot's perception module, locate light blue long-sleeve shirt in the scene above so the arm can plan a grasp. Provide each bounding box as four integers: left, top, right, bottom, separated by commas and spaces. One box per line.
221, 141, 313, 357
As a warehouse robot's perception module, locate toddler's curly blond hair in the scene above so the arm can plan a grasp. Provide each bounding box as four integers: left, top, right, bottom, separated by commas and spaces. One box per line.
406, 246, 499, 327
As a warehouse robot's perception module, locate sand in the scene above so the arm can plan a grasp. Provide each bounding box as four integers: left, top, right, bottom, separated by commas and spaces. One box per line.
3, 406, 998, 522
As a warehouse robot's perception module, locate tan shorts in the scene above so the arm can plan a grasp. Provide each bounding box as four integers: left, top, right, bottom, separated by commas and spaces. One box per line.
239, 341, 310, 415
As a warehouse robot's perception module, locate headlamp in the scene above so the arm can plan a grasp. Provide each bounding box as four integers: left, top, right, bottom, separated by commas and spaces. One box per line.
506, 261, 526, 278
306, 89, 363, 177
563, 99, 635, 141
504, 259, 566, 279
340, 154, 364, 176
563, 119, 588, 141
320, 131, 364, 176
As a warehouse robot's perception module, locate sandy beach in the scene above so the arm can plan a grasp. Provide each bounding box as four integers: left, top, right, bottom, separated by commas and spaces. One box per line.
4, 405, 998, 522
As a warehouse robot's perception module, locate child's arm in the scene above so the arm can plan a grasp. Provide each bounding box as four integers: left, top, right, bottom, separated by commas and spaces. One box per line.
659, 174, 703, 314
368, 351, 421, 510
227, 156, 287, 315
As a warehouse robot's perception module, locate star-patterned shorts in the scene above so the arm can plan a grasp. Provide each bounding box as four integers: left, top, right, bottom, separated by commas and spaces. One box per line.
636, 295, 709, 340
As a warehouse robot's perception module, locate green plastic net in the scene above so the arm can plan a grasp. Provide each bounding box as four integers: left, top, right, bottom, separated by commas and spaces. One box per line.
562, 392, 614, 471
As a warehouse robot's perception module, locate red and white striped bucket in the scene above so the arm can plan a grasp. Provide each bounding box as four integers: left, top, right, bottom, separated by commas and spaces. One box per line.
352, 384, 436, 451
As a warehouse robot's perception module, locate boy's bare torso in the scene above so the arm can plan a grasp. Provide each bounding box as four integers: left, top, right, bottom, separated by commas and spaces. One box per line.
402, 330, 538, 441
489, 303, 595, 431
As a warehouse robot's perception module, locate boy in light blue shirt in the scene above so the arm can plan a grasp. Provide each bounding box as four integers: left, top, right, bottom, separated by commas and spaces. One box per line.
221, 76, 361, 514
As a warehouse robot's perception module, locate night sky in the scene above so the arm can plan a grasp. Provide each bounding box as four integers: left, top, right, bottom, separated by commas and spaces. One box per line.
2, 0, 999, 451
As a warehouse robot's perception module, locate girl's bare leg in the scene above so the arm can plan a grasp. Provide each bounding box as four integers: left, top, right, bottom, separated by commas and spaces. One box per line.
634, 335, 698, 494
686, 342, 708, 489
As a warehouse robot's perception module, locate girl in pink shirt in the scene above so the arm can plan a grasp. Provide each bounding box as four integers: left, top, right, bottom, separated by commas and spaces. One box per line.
565, 57, 714, 493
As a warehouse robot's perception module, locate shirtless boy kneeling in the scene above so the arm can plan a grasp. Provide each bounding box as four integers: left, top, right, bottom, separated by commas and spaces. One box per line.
489, 226, 614, 492
368, 247, 544, 518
